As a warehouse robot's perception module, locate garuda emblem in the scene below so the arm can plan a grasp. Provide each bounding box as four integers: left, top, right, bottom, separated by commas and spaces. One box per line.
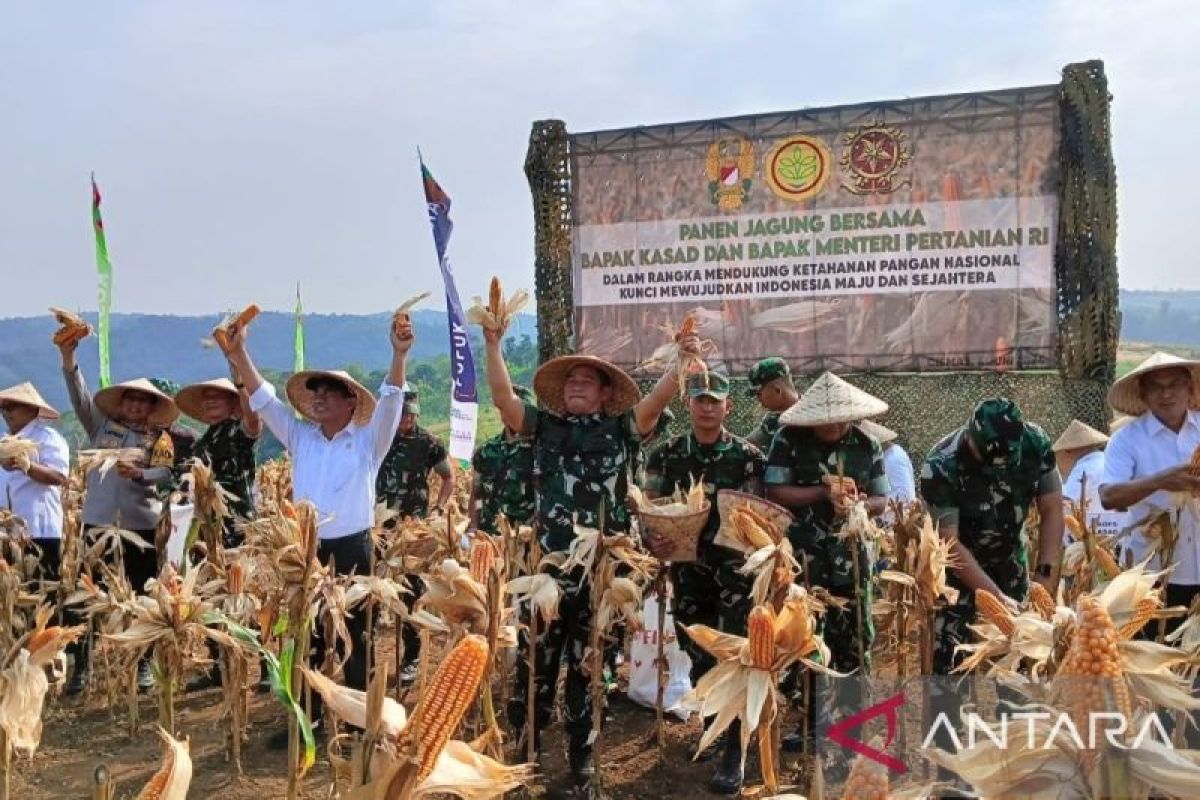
706, 137, 756, 211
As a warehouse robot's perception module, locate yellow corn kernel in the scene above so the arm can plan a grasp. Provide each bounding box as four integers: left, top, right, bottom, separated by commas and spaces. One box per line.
1094, 546, 1121, 580
841, 754, 890, 800
1028, 582, 1056, 621
469, 540, 496, 584
732, 509, 774, 550
1057, 597, 1132, 740
1118, 596, 1161, 640
748, 606, 776, 670
398, 634, 490, 781
975, 589, 1015, 636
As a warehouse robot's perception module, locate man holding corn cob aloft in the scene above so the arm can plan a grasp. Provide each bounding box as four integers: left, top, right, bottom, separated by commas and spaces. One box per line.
920, 398, 1064, 675
1100, 352, 1200, 626
642, 371, 766, 794
745, 357, 798, 450
469, 384, 537, 535
220, 312, 413, 745
481, 301, 699, 793
764, 371, 889, 768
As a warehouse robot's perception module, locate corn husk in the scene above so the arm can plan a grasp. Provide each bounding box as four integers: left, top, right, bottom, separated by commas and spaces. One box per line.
393, 292, 432, 335
0, 436, 38, 474
49, 306, 91, 346
78, 448, 145, 479
466, 277, 529, 333
135, 727, 192, 800
0, 606, 84, 753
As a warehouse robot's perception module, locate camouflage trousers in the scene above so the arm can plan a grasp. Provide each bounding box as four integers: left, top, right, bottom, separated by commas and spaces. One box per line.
508, 566, 595, 741
674, 558, 753, 683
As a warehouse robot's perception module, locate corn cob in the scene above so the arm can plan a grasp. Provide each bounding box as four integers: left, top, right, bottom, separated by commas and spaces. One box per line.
841, 753, 890, 800
674, 314, 696, 341
396, 633, 490, 781
488, 276, 502, 317
731, 508, 775, 549
1094, 546, 1121, 580
211, 304, 260, 350
136, 728, 191, 799
1063, 514, 1084, 541
1118, 596, 1161, 640
975, 589, 1015, 636
748, 606, 776, 670
1028, 582, 1056, 620
1056, 597, 1132, 744
469, 539, 496, 583
227, 562, 244, 595
49, 306, 91, 346
738, 506, 777, 536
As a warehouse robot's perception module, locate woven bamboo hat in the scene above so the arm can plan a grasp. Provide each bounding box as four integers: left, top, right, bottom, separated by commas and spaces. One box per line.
1108, 352, 1200, 416
1052, 419, 1109, 453
286, 370, 376, 426
857, 418, 898, 444
176, 378, 239, 422
779, 372, 888, 427
533, 355, 641, 416
94, 378, 179, 427
0, 382, 59, 420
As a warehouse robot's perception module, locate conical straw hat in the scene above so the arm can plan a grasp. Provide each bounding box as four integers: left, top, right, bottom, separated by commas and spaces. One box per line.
1052, 419, 1109, 452
176, 378, 239, 421
857, 418, 898, 444
0, 382, 59, 420
779, 372, 888, 427
94, 378, 180, 428
1107, 352, 1200, 416
533, 355, 641, 416
286, 370, 376, 426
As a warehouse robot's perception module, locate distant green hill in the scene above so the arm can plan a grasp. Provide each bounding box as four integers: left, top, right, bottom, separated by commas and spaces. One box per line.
0, 309, 537, 411
1119, 289, 1200, 347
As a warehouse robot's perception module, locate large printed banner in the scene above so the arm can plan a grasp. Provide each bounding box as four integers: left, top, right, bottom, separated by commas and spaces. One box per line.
570, 85, 1060, 372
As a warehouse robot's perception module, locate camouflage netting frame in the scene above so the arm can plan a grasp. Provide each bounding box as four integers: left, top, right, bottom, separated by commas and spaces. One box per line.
528, 61, 1118, 453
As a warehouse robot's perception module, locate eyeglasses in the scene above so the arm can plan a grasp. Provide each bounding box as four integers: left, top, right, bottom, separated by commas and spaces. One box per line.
1143, 377, 1192, 396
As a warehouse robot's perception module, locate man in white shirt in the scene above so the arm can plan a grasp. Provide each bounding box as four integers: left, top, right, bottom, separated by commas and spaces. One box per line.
222, 317, 412, 742
1099, 352, 1200, 624
858, 419, 916, 503
1054, 419, 1122, 539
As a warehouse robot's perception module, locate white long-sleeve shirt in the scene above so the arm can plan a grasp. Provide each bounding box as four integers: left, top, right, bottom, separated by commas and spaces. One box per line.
0, 419, 69, 539
1100, 410, 1200, 583
249, 381, 407, 539
882, 444, 916, 503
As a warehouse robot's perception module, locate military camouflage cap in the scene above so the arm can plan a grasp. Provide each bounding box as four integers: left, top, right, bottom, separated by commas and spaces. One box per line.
747, 357, 791, 393
687, 372, 730, 400
967, 398, 1027, 467
403, 387, 420, 416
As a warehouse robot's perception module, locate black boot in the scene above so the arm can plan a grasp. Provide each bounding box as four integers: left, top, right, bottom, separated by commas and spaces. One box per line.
256, 655, 273, 694
568, 731, 596, 789
137, 658, 155, 692
709, 722, 744, 795
65, 638, 89, 696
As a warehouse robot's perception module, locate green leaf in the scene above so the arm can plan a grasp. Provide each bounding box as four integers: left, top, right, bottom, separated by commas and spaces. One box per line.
778, 146, 818, 186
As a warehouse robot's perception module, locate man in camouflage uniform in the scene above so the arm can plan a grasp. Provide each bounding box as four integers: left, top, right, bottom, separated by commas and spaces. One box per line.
642, 372, 765, 794
764, 372, 889, 770
377, 390, 453, 681
375, 390, 454, 519
469, 385, 537, 533
746, 357, 799, 450
921, 398, 1063, 675
484, 322, 697, 794
632, 405, 674, 486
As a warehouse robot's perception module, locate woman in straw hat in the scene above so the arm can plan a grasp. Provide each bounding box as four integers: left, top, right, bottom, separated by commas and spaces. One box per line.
59, 335, 181, 693
221, 311, 413, 745
481, 314, 699, 791
764, 371, 889, 768
1099, 352, 1200, 622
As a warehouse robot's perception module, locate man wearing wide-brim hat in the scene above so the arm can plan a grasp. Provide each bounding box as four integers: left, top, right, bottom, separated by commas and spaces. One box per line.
920, 398, 1063, 676
482, 316, 699, 790
764, 371, 889, 765
222, 314, 413, 745
1099, 352, 1200, 622
0, 382, 70, 574
745, 357, 799, 450
59, 336, 182, 693
1053, 419, 1120, 539
641, 372, 766, 794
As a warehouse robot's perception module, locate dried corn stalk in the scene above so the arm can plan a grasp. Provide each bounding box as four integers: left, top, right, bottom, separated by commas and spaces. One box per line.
0, 606, 84, 753
466, 277, 529, 333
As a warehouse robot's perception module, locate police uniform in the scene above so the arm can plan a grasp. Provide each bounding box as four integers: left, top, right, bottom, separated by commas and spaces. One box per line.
921, 398, 1060, 674
642, 373, 765, 681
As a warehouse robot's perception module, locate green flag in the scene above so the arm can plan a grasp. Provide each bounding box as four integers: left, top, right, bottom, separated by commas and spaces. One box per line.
294, 282, 305, 373
90, 174, 112, 387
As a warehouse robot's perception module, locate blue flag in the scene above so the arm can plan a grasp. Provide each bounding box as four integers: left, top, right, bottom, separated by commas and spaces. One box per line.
421, 159, 478, 461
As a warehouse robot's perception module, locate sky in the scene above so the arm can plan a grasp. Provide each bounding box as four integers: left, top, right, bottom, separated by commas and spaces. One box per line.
2, 1, 1197, 318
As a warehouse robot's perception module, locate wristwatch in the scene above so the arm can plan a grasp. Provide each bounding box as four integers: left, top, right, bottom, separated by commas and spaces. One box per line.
1035, 563, 1053, 578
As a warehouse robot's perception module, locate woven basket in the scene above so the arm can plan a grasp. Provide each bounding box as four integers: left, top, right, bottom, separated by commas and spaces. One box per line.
638, 498, 710, 563
714, 490, 794, 554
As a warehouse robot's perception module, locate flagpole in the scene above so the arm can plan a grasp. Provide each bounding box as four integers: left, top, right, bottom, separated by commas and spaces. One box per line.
294, 282, 305, 374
